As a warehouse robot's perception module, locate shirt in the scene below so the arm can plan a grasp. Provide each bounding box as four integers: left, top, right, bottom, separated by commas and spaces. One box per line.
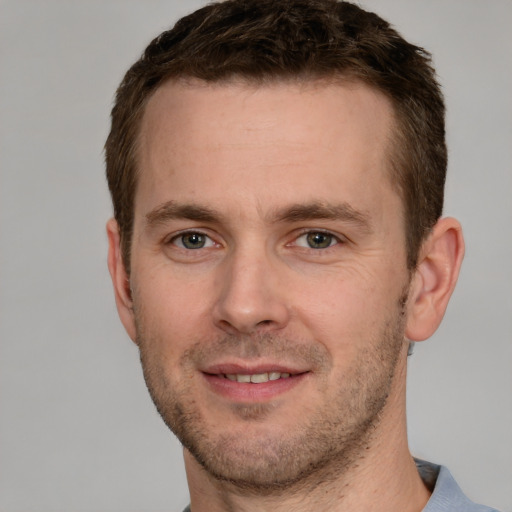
416, 459, 500, 512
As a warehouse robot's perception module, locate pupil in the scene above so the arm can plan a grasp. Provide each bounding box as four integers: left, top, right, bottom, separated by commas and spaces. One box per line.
183, 233, 205, 249
307, 232, 332, 248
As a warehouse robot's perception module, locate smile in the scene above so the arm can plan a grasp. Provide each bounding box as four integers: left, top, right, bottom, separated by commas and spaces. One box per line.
202, 367, 307, 402
224, 372, 291, 383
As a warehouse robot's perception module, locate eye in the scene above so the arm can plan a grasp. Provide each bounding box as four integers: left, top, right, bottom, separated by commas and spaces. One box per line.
295, 231, 339, 249
171, 232, 215, 250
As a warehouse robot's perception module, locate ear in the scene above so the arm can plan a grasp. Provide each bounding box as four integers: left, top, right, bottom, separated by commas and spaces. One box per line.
405, 217, 465, 341
106, 218, 137, 343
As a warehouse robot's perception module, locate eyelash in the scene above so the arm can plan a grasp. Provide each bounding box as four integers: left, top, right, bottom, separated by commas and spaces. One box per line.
291, 229, 343, 250
167, 229, 343, 251
167, 230, 217, 250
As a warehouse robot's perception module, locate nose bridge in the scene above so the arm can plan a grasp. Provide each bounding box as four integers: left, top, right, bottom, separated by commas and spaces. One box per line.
213, 239, 289, 334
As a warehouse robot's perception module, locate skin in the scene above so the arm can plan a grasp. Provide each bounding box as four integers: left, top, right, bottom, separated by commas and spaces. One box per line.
107, 79, 464, 512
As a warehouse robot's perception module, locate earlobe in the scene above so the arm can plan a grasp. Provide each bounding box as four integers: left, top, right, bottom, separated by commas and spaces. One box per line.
106, 218, 137, 342
405, 217, 465, 341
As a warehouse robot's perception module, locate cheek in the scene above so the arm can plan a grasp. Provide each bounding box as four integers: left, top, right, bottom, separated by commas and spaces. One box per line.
132, 269, 214, 352
291, 268, 401, 347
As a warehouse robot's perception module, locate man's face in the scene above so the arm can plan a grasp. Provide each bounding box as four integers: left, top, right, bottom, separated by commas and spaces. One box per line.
126, 80, 412, 489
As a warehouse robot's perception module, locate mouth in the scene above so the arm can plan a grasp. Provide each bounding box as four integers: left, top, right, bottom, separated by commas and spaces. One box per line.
222, 371, 291, 383
201, 364, 309, 402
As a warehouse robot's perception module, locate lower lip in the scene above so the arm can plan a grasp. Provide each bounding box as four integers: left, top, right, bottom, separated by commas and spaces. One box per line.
202, 373, 307, 402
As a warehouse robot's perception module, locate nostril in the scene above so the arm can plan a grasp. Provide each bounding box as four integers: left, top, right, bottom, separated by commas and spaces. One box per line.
218, 319, 236, 332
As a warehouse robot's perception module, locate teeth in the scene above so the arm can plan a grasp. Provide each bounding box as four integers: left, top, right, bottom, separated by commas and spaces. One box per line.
250, 373, 268, 383
224, 372, 292, 383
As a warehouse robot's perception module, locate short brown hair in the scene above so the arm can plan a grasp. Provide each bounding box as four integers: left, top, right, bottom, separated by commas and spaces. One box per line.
106, 0, 446, 270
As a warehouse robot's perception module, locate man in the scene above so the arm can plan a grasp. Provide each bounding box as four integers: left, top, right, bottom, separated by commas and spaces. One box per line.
105, 1, 498, 510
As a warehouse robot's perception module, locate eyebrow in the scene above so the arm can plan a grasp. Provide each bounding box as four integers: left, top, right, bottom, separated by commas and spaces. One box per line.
145, 199, 372, 233
272, 202, 372, 233
145, 201, 220, 227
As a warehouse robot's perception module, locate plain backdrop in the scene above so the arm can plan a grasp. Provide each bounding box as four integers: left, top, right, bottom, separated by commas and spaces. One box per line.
1, 1, 511, 511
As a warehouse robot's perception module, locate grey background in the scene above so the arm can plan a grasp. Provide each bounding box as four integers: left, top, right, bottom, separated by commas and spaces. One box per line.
0, 1, 510, 511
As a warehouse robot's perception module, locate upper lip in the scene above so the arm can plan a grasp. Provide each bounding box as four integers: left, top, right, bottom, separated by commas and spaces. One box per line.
201, 362, 309, 376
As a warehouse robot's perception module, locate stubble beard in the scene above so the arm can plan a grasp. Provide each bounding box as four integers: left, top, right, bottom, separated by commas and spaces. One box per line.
134, 297, 407, 495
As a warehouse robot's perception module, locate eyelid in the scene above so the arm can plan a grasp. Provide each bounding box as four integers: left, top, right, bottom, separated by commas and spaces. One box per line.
291, 229, 345, 249
166, 229, 218, 248
163, 228, 345, 249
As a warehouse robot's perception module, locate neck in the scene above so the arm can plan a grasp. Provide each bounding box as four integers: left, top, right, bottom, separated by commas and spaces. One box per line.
184, 357, 430, 512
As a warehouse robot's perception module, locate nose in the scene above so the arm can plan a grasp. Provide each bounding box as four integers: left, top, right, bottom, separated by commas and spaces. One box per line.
212, 246, 290, 335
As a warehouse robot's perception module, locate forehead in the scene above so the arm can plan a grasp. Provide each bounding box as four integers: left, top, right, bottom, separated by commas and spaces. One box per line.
136, 79, 398, 220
